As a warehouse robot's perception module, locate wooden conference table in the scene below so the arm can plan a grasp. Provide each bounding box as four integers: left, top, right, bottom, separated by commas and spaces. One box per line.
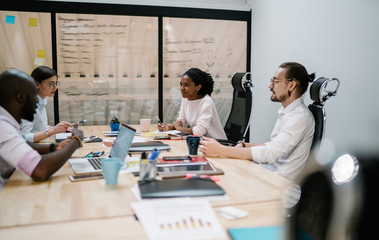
0, 125, 291, 239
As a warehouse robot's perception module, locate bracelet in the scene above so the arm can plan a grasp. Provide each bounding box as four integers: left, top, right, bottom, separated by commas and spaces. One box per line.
49, 143, 55, 153
71, 135, 83, 148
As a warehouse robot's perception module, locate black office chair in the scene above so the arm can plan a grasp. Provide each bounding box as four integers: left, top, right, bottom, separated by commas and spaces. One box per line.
308, 77, 340, 154
217, 72, 253, 146
284, 148, 379, 239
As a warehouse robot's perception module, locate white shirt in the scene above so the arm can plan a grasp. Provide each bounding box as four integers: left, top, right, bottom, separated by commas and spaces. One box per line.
177, 95, 226, 139
21, 95, 48, 142
250, 97, 315, 180
0, 106, 42, 190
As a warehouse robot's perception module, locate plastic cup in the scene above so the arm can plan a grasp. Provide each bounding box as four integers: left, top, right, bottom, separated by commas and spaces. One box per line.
101, 158, 122, 185
140, 119, 151, 132
186, 136, 201, 155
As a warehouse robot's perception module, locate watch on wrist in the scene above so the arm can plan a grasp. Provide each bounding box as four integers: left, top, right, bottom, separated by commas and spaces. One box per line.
45, 130, 50, 137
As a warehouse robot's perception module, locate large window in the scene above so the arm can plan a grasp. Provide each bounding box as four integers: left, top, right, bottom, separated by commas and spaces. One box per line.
0, 3, 250, 127
56, 13, 158, 125
162, 17, 247, 125
0, 10, 55, 121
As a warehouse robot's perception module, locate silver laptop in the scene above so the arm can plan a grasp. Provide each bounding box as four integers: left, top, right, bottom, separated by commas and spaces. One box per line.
69, 123, 136, 175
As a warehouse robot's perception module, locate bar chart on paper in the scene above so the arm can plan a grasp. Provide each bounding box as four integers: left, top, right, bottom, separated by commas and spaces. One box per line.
131, 198, 227, 240
158, 215, 215, 235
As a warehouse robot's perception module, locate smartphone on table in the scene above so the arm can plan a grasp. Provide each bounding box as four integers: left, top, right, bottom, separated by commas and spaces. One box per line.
69, 173, 104, 182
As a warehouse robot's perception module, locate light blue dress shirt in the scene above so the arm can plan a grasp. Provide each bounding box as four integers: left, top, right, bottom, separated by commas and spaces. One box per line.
21, 95, 49, 142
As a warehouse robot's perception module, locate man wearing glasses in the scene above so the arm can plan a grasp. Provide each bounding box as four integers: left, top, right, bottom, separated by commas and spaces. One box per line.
21, 66, 72, 142
201, 62, 315, 180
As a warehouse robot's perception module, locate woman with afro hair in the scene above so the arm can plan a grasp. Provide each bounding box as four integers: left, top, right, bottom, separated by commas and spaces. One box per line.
158, 68, 226, 139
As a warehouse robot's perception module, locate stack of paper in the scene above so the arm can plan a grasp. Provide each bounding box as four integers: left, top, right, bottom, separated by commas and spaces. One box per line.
131, 198, 227, 240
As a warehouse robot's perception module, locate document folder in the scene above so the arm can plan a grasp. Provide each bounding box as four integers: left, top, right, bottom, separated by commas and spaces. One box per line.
138, 178, 225, 198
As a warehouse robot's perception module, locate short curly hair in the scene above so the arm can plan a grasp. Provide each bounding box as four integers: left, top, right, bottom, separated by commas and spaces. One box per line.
183, 68, 214, 96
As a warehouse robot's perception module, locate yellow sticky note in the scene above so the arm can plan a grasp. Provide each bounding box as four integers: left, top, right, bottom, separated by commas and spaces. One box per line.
29, 18, 38, 27
34, 57, 44, 66
37, 50, 46, 59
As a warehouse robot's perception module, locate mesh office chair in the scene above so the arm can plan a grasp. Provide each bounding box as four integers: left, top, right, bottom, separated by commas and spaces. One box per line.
308, 77, 340, 154
217, 72, 253, 146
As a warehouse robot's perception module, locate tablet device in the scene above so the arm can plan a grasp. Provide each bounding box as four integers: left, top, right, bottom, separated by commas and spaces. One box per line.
157, 162, 224, 178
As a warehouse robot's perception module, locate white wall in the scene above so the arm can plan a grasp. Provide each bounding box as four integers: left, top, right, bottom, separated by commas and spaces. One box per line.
250, 0, 379, 152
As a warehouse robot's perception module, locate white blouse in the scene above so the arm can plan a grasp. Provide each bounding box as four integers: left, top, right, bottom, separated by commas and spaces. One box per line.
177, 95, 226, 139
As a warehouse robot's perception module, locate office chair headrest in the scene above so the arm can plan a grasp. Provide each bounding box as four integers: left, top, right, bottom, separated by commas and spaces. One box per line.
310, 77, 340, 106
231, 72, 252, 92
284, 147, 377, 239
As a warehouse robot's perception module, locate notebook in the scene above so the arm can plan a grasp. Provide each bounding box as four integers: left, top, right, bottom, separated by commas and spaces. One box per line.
227, 225, 284, 240
69, 123, 136, 175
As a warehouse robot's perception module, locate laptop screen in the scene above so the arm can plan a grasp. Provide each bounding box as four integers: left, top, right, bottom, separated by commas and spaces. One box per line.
109, 124, 136, 161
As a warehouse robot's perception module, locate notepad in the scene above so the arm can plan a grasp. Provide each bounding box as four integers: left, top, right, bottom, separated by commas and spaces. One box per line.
227, 225, 284, 240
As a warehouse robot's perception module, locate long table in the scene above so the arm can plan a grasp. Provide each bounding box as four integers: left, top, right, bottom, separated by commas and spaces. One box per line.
0, 125, 291, 239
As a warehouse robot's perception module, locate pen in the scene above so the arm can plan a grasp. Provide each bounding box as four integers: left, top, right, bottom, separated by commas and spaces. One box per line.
155, 116, 162, 124
71, 120, 87, 125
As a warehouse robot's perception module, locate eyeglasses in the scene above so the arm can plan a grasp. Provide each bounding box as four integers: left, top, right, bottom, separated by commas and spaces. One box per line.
43, 81, 59, 88
270, 78, 292, 85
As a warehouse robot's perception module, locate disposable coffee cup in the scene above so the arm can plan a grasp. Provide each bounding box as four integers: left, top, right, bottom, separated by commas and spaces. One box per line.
140, 119, 151, 132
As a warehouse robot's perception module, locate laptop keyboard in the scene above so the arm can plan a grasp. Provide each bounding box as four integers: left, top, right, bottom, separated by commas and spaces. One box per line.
88, 157, 103, 170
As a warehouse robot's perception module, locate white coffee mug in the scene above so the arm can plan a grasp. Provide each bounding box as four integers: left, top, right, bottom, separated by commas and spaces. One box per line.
140, 118, 151, 132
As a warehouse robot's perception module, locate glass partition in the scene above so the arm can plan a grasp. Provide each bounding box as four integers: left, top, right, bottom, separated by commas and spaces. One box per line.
162, 17, 247, 125
56, 13, 158, 125
0, 10, 54, 123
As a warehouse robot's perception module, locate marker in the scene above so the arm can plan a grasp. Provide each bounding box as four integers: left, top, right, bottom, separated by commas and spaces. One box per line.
71, 120, 87, 125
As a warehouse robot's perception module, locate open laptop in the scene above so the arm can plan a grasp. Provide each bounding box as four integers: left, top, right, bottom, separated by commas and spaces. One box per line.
69, 123, 136, 175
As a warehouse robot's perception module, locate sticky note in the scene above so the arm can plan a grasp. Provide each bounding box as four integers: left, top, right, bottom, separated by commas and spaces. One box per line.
29, 18, 38, 27
34, 57, 44, 66
5, 15, 15, 24
37, 50, 46, 59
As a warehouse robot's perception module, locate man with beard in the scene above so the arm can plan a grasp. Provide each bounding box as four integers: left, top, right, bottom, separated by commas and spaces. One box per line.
200, 62, 315, 180
0, 70, 84, 190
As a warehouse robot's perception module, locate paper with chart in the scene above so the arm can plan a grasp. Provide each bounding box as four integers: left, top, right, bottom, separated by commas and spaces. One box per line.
131, 198, 227, 240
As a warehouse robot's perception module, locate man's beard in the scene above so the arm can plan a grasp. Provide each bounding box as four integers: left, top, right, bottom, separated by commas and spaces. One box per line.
270, 92, 288, 102
21, 96, 36, 121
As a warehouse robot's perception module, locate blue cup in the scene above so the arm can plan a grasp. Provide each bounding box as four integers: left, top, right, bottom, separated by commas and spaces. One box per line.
186, 136, 201, 155
101, 158, 122, 185
110, 123, 120, 131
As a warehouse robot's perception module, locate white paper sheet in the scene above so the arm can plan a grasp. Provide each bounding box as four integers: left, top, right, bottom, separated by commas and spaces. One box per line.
131, 198, 227, 240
